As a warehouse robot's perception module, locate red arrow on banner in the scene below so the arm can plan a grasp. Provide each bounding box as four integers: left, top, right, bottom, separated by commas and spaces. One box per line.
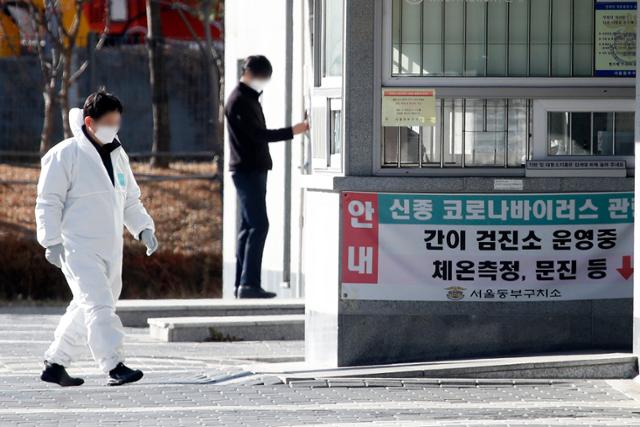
616, 256, 633, 280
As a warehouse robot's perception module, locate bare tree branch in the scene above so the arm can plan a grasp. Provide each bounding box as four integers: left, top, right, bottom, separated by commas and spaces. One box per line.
69, 0, 110, 84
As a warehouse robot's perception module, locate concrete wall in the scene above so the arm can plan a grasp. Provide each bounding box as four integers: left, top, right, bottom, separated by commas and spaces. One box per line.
303, 188, 341, 366
338, 299, 632, 366
633, 6, 640, 356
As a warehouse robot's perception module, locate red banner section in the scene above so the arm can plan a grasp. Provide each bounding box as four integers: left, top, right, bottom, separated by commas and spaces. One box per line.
341, 192, 379, 284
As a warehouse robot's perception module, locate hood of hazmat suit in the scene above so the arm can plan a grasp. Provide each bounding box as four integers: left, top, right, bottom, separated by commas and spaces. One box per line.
34, 108, 155, 373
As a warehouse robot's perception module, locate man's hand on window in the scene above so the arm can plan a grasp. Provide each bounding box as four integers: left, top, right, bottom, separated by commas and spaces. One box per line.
292, 120, 310, 135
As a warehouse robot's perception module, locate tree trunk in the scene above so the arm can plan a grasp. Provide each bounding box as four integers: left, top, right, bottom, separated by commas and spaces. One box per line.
59, 50, 73, 139
40, 82, 56, 155
211, 64, 224, 177
201, 1, 224, 182
146, 0, 171, 168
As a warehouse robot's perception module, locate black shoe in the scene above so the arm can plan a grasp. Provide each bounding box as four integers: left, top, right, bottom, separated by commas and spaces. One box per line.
237, 286, 277, 299
108, 362, 143, 386
40, 361, 84, 387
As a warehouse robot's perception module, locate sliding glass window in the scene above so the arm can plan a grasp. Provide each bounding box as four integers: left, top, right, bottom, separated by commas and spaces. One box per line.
548, 112, 635, 156
323, 0, 344, 78
382, 99, 531, 169
391, 0, 594, 77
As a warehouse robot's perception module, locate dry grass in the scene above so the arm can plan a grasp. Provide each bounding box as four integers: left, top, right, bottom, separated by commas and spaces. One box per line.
0, 161, 222, 301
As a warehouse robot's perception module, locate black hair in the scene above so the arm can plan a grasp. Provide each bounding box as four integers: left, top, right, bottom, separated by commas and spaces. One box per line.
241, 55, 273, 79
83, 89, 123, 120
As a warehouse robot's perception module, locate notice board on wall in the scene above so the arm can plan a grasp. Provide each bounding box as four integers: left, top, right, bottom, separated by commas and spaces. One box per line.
381, 88, 436, 127
595, 1, 637, 77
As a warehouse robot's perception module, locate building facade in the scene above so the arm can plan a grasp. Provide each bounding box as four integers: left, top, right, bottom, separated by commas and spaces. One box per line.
224, 0, 638, 367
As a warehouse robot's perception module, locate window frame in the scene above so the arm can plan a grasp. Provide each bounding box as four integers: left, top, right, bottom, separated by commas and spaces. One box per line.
381, 0, 635, 87
319, 0, 344, 88
309, 0, 344, 174
372, 0, 635, 177
379, 97, 532, 172
532, 99, 636, 168
329, 97, 343, 169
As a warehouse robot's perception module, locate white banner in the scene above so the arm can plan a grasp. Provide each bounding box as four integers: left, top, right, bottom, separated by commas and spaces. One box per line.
341, 192, 634, 302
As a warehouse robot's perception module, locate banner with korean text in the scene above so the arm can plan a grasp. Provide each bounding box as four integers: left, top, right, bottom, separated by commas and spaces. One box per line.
341, 192, 634, 302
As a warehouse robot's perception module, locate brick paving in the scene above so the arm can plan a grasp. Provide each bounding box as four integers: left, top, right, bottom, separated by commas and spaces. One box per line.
1, 314, 640, 426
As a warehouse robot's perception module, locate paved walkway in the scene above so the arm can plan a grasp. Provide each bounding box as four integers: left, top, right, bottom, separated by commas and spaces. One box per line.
1, 313, 640, 426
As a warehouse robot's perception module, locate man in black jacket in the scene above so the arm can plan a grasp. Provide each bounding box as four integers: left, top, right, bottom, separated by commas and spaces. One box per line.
225, 55, 309, 299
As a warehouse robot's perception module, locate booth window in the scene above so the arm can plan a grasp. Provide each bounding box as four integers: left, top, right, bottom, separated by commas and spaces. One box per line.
310, 0, 343, 172
329, 99, 343, 166
548, 112, 635, 156
312, 97, 343, 170
382, 98, 531, 168
391, 0, 594, 77
322, 0, 343, 78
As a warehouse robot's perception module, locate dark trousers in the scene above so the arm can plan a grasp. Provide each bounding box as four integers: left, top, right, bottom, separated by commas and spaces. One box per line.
231, 170, 269, 289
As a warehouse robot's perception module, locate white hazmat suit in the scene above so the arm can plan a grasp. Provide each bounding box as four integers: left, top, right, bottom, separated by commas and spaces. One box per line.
35, 108, 155, 373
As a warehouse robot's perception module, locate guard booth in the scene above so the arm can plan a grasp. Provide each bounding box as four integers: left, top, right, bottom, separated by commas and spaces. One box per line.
223, 0, 637, 367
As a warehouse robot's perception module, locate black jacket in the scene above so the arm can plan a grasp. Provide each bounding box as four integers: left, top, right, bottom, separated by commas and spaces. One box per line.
224, 82, 294, 171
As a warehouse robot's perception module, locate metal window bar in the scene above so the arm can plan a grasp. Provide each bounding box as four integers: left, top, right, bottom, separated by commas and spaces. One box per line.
569, 112, 573, 155
440, 99, 445, 168
398, 0, 403, 74
612, 112, 617, 156
505, 99, 510, 168
591, 0, 596, 76
484, 1, 489, 77
462, 0, 467, 75
527, 0, 532, 76
570, 0, 574, 77
461, 99, 466, 168
526, 100, 531, 164
548, 0, 553, 77
526, 0, 531, 77
396, 124, 401, 168
590, 112, 594, 155
480, 100, 486, 133
432, 123, 438, 166
418, 126, 423, 168
441, 0, 446, 76
420, 0, 424, 76
506, 0, 511, 76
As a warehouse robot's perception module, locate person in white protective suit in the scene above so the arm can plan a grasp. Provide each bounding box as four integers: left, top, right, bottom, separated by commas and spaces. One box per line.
35, 90, 159, 387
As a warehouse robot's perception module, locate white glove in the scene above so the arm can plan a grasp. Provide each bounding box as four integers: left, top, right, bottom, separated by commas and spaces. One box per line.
45, 244, 65, 269
140, 229, 158, 256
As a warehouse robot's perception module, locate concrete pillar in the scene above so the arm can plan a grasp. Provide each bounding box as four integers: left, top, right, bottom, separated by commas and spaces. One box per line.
633, 5, 640, 355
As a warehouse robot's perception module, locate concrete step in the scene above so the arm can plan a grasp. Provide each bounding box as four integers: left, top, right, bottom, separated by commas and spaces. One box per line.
116, 299, 304, 327
247, 352, 637, 382
196, 352, 639, 385
148, 314, 305, 342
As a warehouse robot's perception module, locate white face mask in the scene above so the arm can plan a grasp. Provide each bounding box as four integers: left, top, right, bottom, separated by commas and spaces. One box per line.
247, 79, 269, 93
94, 125, 119, 144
